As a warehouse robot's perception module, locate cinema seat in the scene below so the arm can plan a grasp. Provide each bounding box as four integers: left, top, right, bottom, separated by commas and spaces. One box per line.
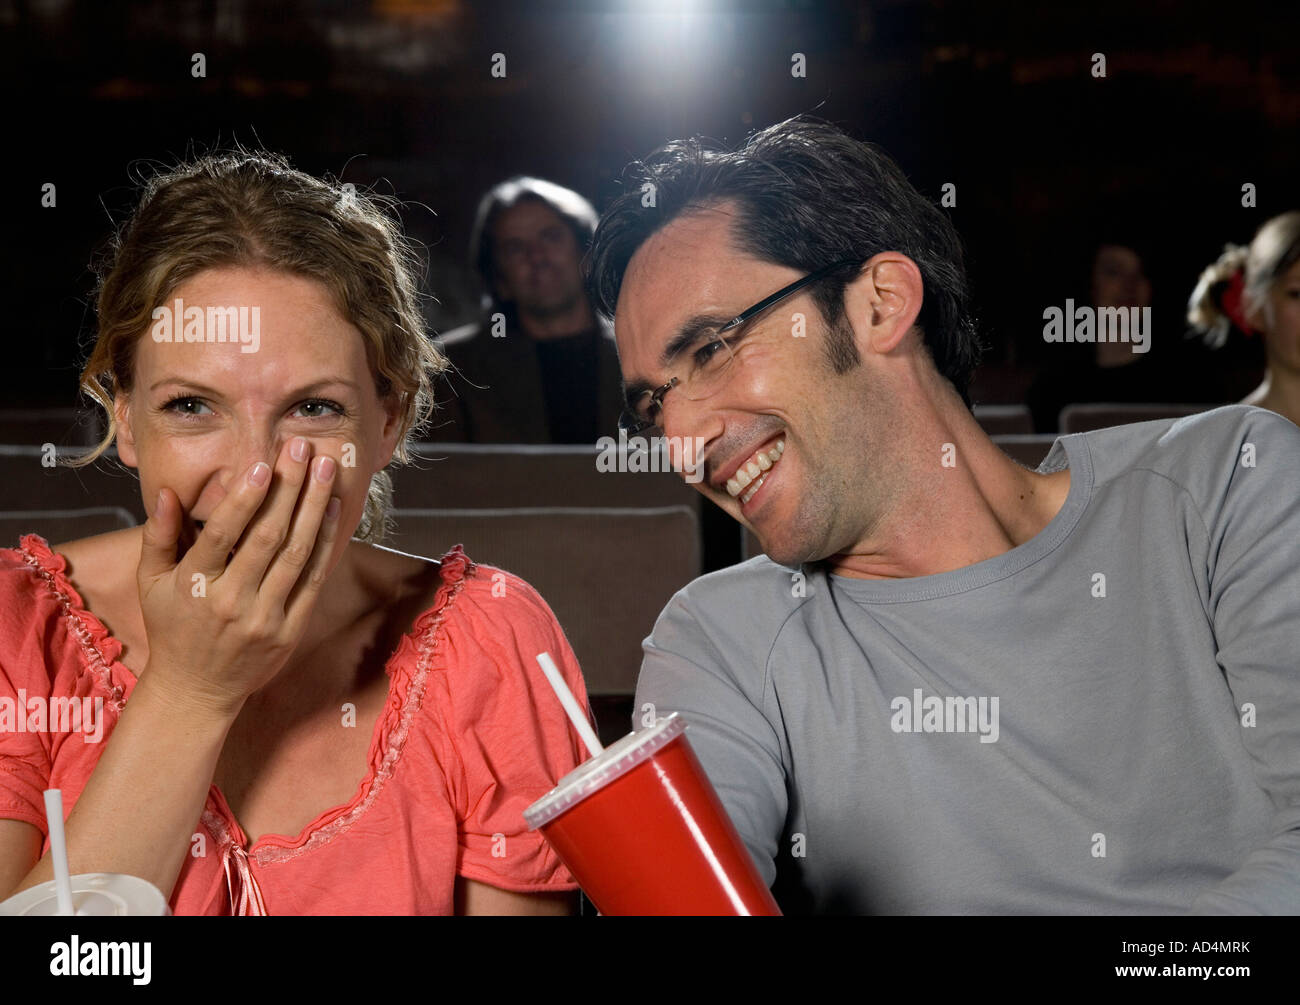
0, 507, 137, 548
393, 442, 700, 513
973, 404, 1034, 436
0, 446, 147, 522
0, 409, 104, 449
1058, 403, 1212, 434
388, 505, 700, 741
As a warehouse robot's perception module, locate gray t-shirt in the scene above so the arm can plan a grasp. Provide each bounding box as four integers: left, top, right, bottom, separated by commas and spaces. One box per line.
634, 405, 1300, 914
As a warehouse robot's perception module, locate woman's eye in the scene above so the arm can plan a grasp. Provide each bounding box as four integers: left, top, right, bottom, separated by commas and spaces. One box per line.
161, 396, 211, 417
295, 398, 344, 419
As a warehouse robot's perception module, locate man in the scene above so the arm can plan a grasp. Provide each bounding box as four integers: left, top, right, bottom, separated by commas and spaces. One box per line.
431, 176, 623, 443
586, 115, 1300, 914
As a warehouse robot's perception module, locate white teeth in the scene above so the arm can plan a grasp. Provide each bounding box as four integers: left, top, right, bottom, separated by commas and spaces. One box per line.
741, 474, 766, 504
724, 437, 786, 498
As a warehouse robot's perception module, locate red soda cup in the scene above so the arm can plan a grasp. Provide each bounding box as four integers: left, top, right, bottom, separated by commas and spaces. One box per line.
524, 713, 781, 916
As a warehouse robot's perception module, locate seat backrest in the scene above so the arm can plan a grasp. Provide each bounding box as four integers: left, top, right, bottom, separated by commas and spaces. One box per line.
0, 409, 104, 449
395, 443, 700, 512
0, 507, 137, 548
0, 446, 146, 522
389, 506, 701, 696
973, 404, 1034, 436
1059, 402, 1211, 434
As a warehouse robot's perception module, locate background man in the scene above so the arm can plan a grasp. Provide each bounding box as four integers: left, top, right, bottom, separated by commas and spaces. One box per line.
432, 176, 623, 443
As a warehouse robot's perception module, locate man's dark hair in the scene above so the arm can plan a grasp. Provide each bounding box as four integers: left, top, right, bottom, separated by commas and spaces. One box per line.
469, 175, 599, 312
586, 115, 983, 406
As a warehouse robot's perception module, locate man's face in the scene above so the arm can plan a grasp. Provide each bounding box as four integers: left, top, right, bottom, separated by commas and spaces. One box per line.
490, 199, 586, 318
615, 202, 903, 568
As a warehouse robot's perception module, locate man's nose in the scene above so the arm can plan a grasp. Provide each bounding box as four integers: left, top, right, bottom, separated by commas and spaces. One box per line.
660, 393, 722, 476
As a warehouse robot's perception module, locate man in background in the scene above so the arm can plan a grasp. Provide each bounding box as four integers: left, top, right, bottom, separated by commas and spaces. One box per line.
431, 176, 623, 443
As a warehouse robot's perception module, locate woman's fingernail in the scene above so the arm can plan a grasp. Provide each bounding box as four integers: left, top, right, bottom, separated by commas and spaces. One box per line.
316, 456, 336, 481
325, 497, 341, 520
290, 437, 309, 462
249, 462, 271, 486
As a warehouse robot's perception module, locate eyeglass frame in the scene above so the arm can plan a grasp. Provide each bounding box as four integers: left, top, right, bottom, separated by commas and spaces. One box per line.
618, 257, 861, 435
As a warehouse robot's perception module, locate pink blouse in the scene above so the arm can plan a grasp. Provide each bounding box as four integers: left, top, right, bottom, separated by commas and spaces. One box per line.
0, 534, 593, 914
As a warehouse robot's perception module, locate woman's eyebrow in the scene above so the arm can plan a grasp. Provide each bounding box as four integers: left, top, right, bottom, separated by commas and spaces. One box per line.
148, 377, 360, 397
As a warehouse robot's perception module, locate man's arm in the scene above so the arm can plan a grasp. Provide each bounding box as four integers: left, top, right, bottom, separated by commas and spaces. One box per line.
634, 591, 789, 889
1188, 408, 1300, 913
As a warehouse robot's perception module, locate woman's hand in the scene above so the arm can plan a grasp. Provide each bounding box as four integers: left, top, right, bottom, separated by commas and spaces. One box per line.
135, 436, 341, 718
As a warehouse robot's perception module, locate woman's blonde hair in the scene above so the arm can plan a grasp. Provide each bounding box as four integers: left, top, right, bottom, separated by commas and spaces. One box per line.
1188, 211, 1300, 349
69, 148, 448, 544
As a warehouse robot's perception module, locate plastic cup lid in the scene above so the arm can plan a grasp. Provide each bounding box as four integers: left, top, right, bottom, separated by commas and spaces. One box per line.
0, 873, 169, 916
524, 712, 688, 830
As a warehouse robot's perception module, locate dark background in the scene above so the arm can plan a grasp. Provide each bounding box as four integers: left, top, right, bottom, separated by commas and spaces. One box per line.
5, 0, 1297, 408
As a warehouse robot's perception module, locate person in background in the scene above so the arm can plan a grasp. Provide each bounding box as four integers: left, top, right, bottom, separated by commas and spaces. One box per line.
1188, 211, 1300, 427
1026, 234, 1221, 432
431, 177, 623, 443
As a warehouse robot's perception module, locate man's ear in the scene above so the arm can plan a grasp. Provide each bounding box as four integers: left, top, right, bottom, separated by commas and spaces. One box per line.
113, 391, 139, 469
843, 253, 924, 355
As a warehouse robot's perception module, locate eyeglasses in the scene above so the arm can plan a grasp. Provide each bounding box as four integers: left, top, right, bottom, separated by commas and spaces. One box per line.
618, 259, 859, 437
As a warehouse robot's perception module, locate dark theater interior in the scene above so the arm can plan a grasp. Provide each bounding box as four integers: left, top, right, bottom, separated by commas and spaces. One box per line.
1, 0, 1298, 945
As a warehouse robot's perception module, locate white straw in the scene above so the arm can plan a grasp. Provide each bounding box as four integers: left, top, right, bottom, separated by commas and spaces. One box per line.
43, 789, 75, 917
536, 652, 604, 759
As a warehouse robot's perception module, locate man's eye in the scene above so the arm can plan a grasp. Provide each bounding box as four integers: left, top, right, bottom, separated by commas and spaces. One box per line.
694, 339, 726, 367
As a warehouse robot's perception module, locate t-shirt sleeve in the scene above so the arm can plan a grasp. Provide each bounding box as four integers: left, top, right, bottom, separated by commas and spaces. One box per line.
435, 567, 592, 894
634, 587, 788, 891
1189, 409, 1300, 914
0, 561, 55, 836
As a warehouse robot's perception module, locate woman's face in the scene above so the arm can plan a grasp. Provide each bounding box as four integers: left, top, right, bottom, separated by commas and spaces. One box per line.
1253, 259, 1300, 370
115, 266, 403, 573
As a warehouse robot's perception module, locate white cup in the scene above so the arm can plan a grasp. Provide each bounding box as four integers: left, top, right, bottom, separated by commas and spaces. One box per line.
0, 873, 170, 916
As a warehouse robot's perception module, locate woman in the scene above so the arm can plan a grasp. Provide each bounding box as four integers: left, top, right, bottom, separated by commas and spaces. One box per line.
0, 151, 591, 914
1188, 211, 1300, 426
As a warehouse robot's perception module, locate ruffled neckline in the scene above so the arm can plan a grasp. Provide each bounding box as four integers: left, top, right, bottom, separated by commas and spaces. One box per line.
12, 532, 478, 860
17, 533, 126, 671
15, 532, 474, 689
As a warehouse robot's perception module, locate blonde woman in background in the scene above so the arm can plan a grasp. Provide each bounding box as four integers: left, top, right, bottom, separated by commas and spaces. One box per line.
1189, 211, 1300, 426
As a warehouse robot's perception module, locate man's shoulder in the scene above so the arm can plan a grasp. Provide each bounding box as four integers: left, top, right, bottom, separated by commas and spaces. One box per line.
1070, 404, 1300, 517
650, 554, 815, 657
1073, 405, 1293, 472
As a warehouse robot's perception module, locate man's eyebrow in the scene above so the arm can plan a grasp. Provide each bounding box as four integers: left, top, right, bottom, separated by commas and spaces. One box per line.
622, 313, 733, 409
659, 313, 734, 369
148, 377, 360, 397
